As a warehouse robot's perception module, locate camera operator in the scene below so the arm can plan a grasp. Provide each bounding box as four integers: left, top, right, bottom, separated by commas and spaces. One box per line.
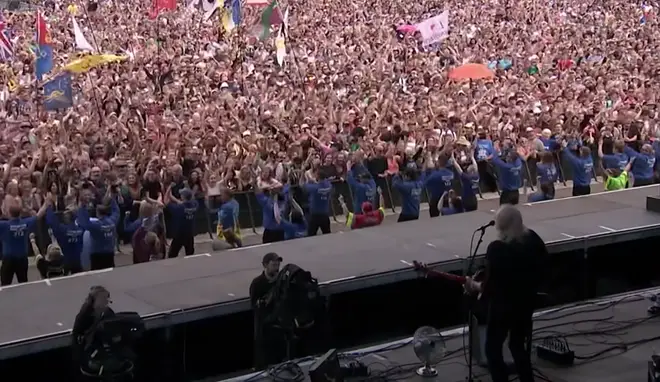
72, 286, 115, 376
249, 252, 283, 369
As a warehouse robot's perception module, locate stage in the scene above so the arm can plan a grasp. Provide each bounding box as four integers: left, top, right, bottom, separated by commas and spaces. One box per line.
219, 287, 660, 382
1, 186, 659, 361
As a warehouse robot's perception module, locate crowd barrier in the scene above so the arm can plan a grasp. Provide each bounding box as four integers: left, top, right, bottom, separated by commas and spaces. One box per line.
158, 150, 603, 238
18, 149, 603, 258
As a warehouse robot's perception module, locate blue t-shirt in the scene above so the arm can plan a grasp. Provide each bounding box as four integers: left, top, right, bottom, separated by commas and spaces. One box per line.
76, 200, 120, 254
282, 220, 307, 240
0, 216, 37, 258
460, 172, 479, 199
527, 192, 549, 203
45, 208, 83, 265
167, 200, 199, 235
536, 163, 558, 184
218, 199, 239, 230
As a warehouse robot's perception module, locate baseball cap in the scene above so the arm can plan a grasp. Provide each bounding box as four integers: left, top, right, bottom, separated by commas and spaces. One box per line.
262, 252, 283, 265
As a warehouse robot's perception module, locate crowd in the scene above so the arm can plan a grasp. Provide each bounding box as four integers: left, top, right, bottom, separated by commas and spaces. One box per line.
0, 0, 659, 284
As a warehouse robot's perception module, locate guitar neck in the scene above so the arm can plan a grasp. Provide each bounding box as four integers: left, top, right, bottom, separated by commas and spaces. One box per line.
426, 270, 467, 284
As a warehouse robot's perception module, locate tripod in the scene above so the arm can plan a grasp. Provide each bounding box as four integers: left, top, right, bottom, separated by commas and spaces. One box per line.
465, 226, 487, 382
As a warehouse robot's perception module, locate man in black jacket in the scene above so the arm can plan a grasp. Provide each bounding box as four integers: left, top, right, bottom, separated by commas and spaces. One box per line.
72, 286, 114, 380
249, 252, 283, 369
464, 205, 548, 382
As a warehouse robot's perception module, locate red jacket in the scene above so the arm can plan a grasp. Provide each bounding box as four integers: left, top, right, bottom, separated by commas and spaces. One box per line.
347, 208, 385, 229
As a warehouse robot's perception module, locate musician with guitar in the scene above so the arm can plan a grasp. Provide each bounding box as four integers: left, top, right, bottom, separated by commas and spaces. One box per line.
415, 205, 547, 382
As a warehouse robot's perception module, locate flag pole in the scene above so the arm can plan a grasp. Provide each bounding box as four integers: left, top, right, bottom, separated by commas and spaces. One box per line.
34, 76, 41, 124
273, 0, 304, 86
85, 73, 105, 125
81, 4, 102, 53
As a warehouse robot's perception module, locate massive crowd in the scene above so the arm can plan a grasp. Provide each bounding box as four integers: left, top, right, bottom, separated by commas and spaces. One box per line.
0, 0, 659, 283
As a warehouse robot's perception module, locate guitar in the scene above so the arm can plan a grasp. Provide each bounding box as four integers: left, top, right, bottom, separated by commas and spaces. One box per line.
412, 261, 485, 298
413, 260, 468, 284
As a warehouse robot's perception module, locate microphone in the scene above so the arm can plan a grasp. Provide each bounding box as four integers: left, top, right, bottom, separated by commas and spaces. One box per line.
476, 220, 495, 232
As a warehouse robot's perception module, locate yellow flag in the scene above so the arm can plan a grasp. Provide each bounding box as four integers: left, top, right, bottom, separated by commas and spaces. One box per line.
63, 54, 128, 74
7, 79, 18, 93
221, 8, 235, 33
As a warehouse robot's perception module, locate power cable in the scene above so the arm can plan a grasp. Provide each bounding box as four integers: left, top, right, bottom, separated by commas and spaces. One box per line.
352, 296, 660, 381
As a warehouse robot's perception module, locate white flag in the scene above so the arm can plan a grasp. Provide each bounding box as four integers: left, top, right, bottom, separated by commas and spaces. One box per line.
203, 0, 221, 21
71, 16, 95, 52
415, 10, 449, 46
275, 33, 285, 67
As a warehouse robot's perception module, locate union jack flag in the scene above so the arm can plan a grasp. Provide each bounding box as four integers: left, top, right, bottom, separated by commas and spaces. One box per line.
0, 22, 12, 61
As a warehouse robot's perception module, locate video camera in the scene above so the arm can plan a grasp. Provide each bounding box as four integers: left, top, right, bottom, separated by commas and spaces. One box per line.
261, 264, 324, 332
81, 312, 145, 379
92, 312, 145, 344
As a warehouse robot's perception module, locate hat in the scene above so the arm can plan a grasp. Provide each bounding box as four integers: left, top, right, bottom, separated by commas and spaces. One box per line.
456, 136, 471, 147
262, 252, 282, 265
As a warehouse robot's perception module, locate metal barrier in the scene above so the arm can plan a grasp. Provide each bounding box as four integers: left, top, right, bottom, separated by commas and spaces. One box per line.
25, 151, 607, 252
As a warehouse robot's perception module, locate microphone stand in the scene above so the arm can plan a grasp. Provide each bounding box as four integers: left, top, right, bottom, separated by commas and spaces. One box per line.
465, 226, 488, 382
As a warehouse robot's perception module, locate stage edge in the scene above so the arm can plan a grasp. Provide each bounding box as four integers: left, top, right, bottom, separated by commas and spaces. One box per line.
0, 224, 659, 361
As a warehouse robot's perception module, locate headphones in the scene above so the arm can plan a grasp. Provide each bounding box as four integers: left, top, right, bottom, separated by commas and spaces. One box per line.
85, 286, 110, 307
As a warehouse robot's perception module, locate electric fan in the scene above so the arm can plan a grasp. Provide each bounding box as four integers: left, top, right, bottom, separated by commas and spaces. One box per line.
413, 326, 447, 377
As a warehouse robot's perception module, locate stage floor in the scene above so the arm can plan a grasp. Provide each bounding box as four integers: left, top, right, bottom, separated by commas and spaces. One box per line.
0, 186, 659, 355
222, 289, 660, 382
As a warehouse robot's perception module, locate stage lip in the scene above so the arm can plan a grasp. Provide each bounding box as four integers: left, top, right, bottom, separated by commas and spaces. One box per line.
0, 223, 659, 360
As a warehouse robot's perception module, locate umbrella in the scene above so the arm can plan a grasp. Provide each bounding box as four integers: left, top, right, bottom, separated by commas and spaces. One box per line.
448, 63, 495, 80
396, 24, 417, 34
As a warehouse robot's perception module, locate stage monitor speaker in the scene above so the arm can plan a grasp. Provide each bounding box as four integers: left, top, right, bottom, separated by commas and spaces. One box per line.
647, 196, 660, 214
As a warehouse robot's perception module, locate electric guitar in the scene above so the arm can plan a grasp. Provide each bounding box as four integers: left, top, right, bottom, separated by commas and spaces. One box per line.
412, 260, 485, 298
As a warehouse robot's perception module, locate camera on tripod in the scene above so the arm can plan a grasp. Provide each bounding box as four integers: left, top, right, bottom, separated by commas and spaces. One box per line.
80, 312, 145, 380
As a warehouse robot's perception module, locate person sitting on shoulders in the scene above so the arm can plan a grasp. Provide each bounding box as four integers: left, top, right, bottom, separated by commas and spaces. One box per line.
338, 187, 385, 230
